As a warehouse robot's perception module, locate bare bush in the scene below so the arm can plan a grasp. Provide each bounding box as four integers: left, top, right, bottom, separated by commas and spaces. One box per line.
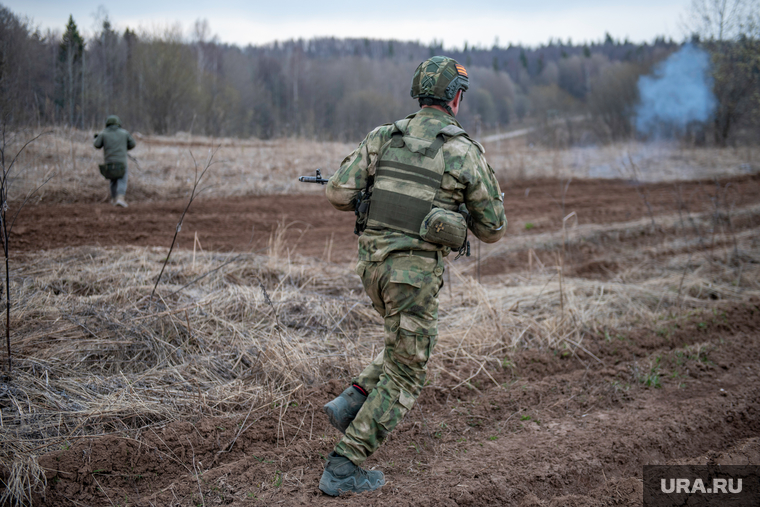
588, 62, 644, 141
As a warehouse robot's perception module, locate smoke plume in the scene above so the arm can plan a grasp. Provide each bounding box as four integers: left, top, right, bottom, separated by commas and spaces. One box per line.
635, 44, 717, 137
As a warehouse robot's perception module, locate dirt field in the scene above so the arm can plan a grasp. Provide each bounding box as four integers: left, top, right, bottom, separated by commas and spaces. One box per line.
3, 136, 760, 506
36, 303, 760, 506
13, 174, 760, 264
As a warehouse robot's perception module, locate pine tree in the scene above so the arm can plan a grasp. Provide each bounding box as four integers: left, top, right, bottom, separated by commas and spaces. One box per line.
59, 15, 84, 126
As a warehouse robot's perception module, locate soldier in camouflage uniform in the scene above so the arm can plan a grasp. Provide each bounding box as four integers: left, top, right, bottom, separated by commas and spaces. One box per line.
319, 56, 506, 496
94, 115, 136, 207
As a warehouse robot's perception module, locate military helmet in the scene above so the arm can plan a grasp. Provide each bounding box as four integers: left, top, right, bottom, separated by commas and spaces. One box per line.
105, 115, 121, 127
410, 56, 469, 102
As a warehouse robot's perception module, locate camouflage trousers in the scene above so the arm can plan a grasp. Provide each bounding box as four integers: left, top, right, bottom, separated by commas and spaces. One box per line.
334, 250, 444, 465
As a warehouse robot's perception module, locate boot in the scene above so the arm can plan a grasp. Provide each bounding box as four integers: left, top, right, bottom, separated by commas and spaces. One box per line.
323, 385, 367, 434
115, 196, 128, 208
319, 452, 385, 496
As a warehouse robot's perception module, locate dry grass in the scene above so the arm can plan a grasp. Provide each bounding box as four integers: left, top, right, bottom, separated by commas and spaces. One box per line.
2, 205, 758, 502
6, 127, 759, 205
447, 202, 760, 366
1, 129, 759, 504
483, 138, 760, 182
8, 127, 354, 204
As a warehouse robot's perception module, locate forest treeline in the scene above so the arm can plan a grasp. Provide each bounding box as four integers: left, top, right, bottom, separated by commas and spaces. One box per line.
0, 3, 757, 144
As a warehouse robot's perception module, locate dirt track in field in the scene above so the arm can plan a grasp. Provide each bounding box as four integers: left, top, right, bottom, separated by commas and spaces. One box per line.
15, 173, 760, 506
13, 174, 760, 267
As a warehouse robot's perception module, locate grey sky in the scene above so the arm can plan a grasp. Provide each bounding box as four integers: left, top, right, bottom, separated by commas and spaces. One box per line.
5, 0, 691, 48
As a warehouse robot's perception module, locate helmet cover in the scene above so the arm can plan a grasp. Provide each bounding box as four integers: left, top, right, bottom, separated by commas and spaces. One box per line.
410, 56, 469, 102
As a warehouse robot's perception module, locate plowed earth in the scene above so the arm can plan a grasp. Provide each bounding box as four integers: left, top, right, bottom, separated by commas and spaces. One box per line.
14, 175, 760, 265
16, 174, 760, 506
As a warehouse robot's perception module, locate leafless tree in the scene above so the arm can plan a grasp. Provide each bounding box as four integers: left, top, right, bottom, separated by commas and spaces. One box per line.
685, 0, 759, 41
0, 125, 50, 371
685, 0, 760, 144
588, 62, 644, 140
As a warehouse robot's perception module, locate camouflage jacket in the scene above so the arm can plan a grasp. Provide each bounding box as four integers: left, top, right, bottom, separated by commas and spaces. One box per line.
94, 125, 136, 165
326, 107, 506, 262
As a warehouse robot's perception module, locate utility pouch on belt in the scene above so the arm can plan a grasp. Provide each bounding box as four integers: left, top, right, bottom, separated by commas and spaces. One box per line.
419, 208, 467, 249
99, 162, 126, 180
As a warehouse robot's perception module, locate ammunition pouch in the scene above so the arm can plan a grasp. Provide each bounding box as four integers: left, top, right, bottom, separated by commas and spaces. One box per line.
99, 162, 126, 180
419, 208, 468, 249
354, 190, 371, 236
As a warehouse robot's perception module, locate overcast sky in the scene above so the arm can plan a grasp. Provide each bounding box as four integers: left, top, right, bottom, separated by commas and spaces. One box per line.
6, 0, 691, 49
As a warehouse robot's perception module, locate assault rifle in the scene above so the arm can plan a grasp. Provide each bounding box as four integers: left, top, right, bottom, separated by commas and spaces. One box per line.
298, 169, 329, 185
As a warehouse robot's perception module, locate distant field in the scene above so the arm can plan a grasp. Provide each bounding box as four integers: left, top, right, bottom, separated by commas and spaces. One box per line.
7, 127, 759, 205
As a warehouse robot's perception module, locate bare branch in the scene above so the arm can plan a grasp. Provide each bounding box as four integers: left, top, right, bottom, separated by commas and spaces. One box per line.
151, 147, 219, 300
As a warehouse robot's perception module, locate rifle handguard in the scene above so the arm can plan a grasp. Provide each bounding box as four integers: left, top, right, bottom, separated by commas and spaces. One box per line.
298, 169, 329, 185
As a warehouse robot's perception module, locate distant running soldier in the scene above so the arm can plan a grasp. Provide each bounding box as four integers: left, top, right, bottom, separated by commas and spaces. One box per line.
319, 56, 507, 496
94, 115, 136, 207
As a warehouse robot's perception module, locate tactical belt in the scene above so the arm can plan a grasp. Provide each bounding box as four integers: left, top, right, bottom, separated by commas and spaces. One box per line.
388, 250, 437, 259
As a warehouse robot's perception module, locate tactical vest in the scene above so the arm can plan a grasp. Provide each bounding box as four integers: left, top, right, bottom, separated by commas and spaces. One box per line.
366, 121, 466, 236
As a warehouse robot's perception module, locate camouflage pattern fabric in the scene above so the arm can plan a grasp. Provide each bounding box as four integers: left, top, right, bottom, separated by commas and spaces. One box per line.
325, 106, 506, 467
334, 251, 443, 465
410, 56, 469, 102
326, 107, 506, 263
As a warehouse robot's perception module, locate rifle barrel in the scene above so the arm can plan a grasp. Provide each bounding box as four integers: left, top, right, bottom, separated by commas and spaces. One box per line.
298, 172, 328, 184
